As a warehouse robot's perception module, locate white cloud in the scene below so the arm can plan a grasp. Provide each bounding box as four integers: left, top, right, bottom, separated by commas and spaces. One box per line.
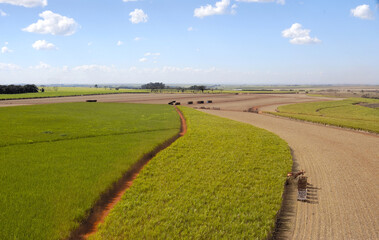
29, 61, 51, 69
0, 9, 7, 16
231, 4, 238, 14
32, 40, 56, 50
187, 26, 194, 31
117, 40, 123, 46
351, 4, 374, 20
88, 42, 93, 46
0, 62, 20, 70
139, 57, 148, 62
72, 64, 112, 72
0, 0, 47, 7
235, 0, 285, 4
282, 23, 321, 45
1, 46, 12, 54
123, 0, 138, 2
129, 9, 148, 24
23, 10, 79, 36
134, 37, 142, 41
144, 52, 160, 56
194, 0, 230, 18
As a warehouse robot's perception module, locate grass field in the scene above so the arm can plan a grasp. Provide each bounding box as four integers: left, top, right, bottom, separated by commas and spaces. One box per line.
92, 107, 292, 239
271, 98, 379, 133
0, 103, 180, 240
0, 87, 149, 100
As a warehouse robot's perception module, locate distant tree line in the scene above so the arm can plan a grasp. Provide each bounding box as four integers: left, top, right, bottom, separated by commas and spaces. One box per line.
141, 82, 207, 93
0, 84, 39, 94
141, 82, 166, 92
188, 85, 206, 93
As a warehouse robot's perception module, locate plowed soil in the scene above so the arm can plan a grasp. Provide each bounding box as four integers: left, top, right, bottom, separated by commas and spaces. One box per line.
3, 93, 377, 239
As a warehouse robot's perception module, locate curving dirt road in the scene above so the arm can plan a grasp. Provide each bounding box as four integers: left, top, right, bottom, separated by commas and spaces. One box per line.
201, 109, 378, 240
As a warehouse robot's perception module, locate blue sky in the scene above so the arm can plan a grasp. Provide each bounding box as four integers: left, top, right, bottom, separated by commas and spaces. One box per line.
0, 0, 378, 85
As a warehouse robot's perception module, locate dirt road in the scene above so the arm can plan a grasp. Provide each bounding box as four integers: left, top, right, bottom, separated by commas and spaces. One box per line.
0, 93, 336, 108
201, 109, 378, 240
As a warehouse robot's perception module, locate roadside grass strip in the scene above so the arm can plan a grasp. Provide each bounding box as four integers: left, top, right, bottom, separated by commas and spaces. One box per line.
270, 98, 379, 133
92, 107, 292, 239
0, 87, 149, 100
0, 103, 180, 240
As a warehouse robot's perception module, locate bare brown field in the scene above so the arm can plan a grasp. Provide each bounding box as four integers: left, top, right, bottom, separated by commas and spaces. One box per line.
3, 93, 378, 239
0, 92, 337, 109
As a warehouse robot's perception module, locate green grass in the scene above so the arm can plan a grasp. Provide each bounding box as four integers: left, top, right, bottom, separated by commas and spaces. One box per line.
92, 107, 292, 240
270, 98, 379, 133
0, 87, 149, 100
0, 103, 180, 240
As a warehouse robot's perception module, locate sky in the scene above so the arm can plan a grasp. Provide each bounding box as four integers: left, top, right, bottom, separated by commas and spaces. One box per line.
0, 0, 378, 85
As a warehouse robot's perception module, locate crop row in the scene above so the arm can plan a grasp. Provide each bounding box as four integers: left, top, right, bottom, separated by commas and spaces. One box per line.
92, 107, 292, 239
270, 98, 379, 133
0, 103, 180, 239
0, 102, 177, 146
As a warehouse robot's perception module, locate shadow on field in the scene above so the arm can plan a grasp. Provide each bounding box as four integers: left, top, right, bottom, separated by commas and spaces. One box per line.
270, 148, 299, 240
305, 183, 320, 205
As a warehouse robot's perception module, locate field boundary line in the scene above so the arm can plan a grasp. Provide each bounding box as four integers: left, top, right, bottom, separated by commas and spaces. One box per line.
0, 128, 177, 148
0, 92, 148, 101
264, 112, 379, 137
68, 106, 186, 240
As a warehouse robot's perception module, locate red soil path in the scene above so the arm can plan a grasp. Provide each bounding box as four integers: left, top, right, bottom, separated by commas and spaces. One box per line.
68, 106, 186, 240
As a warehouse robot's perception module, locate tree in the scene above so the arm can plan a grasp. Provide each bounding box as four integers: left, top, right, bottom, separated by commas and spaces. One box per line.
24, 84, 39, 93
141, 82, 166, 92
0, 84, 39, 94
189, 85, 206, 93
